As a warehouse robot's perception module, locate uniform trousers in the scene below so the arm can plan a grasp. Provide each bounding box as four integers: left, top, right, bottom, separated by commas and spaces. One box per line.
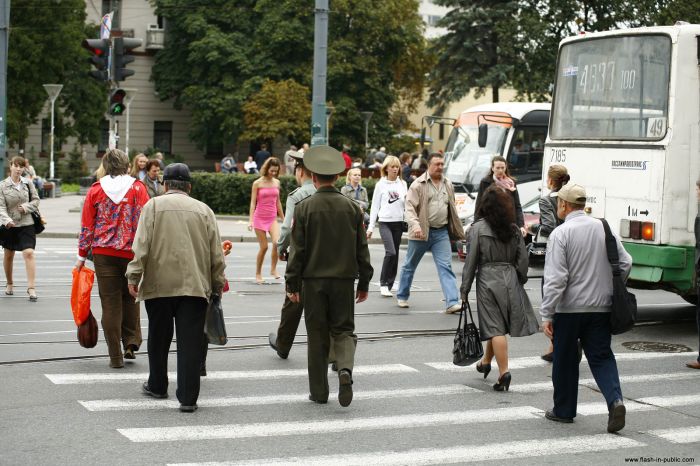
93, 254, 142, 365
552, 312, 622, 419
303, 278, 356, 401
276, 290, 305, 355
145, 296, 207, 406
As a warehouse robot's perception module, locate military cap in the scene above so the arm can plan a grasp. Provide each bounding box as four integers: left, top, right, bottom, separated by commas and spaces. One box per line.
303, 145, 345, 175
288, 150, 304, 161
552, 183, 586, 205
163, 163, 192, 182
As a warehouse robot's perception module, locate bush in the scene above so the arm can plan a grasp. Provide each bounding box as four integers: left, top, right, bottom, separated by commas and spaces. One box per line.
189, 173, 379, 215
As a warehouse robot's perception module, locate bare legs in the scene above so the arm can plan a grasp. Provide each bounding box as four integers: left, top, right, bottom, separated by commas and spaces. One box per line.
3, 249, 13, 293
3, 248, 36, 297
254, 229, 268, 283
481, 335, 509, 375
269, 221, 280, 278
22, 249, 36, 290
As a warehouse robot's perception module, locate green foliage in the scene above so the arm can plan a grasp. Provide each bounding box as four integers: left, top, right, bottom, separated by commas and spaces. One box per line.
56, 146, 89, 184
151, 0, 427, 150
7, 1, 107, 149
188, 173, 378, 215
61, 183, 80, 193
241, 79, 311, 144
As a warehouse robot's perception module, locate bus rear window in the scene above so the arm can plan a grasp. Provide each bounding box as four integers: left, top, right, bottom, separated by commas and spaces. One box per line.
550, 34, 671, 140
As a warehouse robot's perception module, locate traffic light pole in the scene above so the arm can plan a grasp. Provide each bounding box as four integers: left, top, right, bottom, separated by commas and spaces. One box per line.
310, 0, 328, 147
0, 0, 9, 173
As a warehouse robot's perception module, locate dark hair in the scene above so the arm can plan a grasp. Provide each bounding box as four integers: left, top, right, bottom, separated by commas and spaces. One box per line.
260, 157, 281, 177
477, 185, 517, 243
399, 152, 411, 164
10, 156, 26, 167
427, 152, 444, 165
315, 173, 336, 183
547, 164, 570, 191
145, 160, 160, 171
487, 155, 515, 181
164, 179, 191, 192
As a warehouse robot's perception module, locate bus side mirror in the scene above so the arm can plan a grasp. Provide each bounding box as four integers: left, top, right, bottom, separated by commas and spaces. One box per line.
478, 124, 488, 147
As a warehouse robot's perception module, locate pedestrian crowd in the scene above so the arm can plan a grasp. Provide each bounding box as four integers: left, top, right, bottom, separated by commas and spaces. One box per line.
2, 144, 699, 432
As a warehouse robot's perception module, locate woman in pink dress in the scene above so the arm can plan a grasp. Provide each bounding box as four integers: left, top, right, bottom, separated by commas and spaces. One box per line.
248, 157, 284, 283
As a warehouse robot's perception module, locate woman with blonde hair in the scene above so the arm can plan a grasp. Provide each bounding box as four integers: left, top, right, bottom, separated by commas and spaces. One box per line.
129, 153, 148, 181
248, 157, 284, 283
340, 168, 369, 212
0, 156, 40, 300
367, 155, 407, 297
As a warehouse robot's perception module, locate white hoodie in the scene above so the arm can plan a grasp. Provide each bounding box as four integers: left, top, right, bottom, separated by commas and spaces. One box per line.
100, 175, 136, 204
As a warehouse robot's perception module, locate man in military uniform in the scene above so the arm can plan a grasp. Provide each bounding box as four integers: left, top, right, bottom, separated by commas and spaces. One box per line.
268, 151, 316, 359
285, 145, 373, 407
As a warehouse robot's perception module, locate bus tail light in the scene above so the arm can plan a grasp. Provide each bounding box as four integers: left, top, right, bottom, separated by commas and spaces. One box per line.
620, 220, 654, 241
619, 220, 630, 238
630, 221, 642, 240
642, 222, 655, 241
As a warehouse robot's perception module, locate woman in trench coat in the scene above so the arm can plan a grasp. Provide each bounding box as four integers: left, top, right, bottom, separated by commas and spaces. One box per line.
461, 185, 539, 391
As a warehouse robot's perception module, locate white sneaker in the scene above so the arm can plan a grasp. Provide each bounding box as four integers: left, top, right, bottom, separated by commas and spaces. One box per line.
391, 283, 399, 292
397, 299, 409, 308
445, 302, 462, 314
380, 286, 393, 297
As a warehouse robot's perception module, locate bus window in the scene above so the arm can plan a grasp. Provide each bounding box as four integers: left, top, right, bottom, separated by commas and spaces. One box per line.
508, 127, 546, 184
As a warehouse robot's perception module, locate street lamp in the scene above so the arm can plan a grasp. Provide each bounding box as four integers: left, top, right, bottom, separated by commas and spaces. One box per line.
361, 111, 373, 153
42, 84, 63, 180
325, 105, 334, 143
122, 88, 137, 154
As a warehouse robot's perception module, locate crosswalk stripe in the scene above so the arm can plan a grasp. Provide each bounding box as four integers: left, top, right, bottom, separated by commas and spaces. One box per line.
167, 434, 643, 465
425, 352, 693, 372
646, 426, 700, 444
576, 395, 700, 416
45, 364, 418, 385
117, 406, 544, 442
79, 384, 478, 412
513, 371, 700, 393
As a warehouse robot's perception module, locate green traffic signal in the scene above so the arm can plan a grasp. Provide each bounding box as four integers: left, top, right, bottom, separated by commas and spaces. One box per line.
109, 88, 127, 116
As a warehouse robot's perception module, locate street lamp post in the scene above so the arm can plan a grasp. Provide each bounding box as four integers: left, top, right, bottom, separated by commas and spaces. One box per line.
122, 88, 137, 154
325, 105, 334, 143
361, 111, 373, 153
42, 84, 63, 180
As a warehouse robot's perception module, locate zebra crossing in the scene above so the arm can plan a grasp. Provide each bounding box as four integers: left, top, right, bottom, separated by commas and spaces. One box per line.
42, 351, 700, 465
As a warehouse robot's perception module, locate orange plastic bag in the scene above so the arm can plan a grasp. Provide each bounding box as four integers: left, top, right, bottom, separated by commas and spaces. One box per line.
71, 267, 95, 326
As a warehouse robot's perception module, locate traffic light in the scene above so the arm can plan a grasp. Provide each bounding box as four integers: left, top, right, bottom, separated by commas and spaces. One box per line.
112, 37, 142, 82
109, 88, 126, 116
82, 38, 110, 81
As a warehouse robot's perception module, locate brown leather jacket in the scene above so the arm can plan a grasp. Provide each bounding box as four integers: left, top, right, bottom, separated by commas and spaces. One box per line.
404, 171, 464, 242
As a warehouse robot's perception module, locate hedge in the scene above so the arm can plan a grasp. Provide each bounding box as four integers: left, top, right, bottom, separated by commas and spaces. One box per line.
189, 172, 379, 215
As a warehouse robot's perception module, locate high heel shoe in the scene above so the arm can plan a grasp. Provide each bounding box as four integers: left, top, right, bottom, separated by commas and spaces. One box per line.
27, 287, 37, 302
4, 282, 13, 295
476, 361, 491, 379
493, 372, 511, 392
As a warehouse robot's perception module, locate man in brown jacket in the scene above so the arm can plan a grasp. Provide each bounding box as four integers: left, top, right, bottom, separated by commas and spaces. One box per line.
396, 152, 465, 313
126, 163, 226, 413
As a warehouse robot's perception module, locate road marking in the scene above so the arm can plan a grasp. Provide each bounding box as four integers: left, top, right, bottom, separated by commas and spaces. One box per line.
45, 364, 418, 385
79, 384, 478, 412
167, 434, 642, 465
513, 372, 699, 393
646, 426, 700, 444
117, 406, 544, 442
426, 352, 693, 372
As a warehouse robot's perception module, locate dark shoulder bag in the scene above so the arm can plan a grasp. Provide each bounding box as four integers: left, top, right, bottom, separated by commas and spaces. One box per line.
452, 301, 484, 366
24, 183, 45, 234
601, 219, 637, 334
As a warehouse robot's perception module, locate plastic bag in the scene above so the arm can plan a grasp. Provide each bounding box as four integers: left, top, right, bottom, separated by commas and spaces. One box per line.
71, 267, 95, 326
206, 293, 228, 345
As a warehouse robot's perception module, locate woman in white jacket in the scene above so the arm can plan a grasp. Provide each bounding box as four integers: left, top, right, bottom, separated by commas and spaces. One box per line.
367, 155, 408, 297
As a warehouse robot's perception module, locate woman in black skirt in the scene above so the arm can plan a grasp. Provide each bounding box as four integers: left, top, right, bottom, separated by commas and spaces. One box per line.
0, 156, 40, 301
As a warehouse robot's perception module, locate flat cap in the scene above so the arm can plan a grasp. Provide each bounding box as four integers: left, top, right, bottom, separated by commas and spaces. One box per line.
303, 145, 345, 175
163, 163, 192, 182
552, 183, 586, 205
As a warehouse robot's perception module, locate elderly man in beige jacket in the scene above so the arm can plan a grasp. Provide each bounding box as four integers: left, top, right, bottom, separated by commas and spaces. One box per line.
126, 163, 226, 413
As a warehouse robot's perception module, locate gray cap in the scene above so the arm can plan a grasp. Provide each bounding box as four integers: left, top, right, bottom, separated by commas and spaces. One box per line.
303, 145, 345, 175
163, 163, 191, 182
287, 150, 304, 161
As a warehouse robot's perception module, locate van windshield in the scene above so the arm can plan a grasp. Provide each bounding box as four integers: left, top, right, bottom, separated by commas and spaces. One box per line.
444, 123, 508, 192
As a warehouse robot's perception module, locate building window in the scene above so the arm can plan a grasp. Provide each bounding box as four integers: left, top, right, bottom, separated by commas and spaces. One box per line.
101, 0, 122, 30
157, 15, 165, 29
153, 121, 172, 154
98, 120, 110, 153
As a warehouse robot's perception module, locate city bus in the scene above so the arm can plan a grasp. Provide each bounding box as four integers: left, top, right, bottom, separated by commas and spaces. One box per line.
443, 102, 551, 226
544, 23, 700, 302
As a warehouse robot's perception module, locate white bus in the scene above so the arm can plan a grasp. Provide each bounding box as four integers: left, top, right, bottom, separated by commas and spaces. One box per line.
443, 102, 551, 225
545, 23, 700, 302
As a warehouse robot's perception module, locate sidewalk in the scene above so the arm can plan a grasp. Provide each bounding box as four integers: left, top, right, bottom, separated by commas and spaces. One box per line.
38, 194, 401, 244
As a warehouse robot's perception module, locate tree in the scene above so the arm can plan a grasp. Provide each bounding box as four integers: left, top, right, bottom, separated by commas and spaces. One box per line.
7, 0, 107, 150
151, 0, 428, 150
240, 79, 311, 144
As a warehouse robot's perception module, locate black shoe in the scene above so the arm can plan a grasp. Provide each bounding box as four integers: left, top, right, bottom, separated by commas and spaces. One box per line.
476, 361, 491, 379
268, 332, 288, 359
330, 361, 338, 372
493, 372, 511, 392
541, 352, 554, 362
338, 369, 353, 407
308, 394, 327, 404
142, 382, 168, 399
200, 365, 207, 377
607, 400, 626, 433
545, 409, 573, 423
179, 404, 198, 413
124, 345, 137, 360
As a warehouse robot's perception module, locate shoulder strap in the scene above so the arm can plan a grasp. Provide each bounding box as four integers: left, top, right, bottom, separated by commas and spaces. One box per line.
600, 219, 622, 276
24, 181, 35, 203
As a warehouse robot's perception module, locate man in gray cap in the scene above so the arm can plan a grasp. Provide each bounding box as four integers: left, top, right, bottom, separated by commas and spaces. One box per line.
126, 163, 226, 413
285, 145, 373, 407
268, 150, 316, 359
540, 183, 631, 433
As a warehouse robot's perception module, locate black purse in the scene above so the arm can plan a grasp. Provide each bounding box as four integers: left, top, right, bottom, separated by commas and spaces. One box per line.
452, 301, 484, 366
24, 183, 45, 234
601, 219, 637, 335
206, 293, 228, 345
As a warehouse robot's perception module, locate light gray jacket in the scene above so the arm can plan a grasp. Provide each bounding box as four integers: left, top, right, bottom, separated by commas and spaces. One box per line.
0, 177, 40, 228
278, 181, 316, 256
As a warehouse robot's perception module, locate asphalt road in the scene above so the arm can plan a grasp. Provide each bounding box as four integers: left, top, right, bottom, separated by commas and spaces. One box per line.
0, 238, 698, 465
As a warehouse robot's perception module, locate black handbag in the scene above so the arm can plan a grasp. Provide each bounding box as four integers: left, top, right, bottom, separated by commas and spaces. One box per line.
24, 183, 45, 234
206, 293, 228, 345
452, 301, 484, 366
601, 219, 637, 335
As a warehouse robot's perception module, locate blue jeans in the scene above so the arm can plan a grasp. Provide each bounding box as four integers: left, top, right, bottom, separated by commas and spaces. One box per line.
397, 227, 459, 309
552, 312, 622, 419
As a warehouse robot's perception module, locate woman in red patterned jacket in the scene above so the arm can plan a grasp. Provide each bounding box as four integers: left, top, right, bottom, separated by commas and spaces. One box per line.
74, 149, 150, 368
